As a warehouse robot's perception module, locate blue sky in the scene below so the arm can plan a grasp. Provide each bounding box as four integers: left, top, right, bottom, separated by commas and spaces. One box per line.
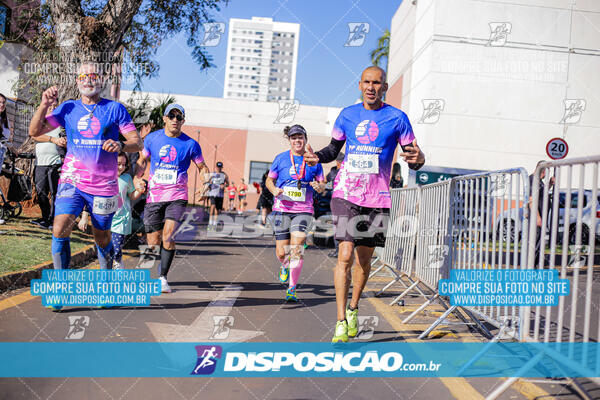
121, 0, 402, 108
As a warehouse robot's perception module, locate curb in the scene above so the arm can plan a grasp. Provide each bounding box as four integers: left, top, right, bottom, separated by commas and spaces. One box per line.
0, 244, 96, 294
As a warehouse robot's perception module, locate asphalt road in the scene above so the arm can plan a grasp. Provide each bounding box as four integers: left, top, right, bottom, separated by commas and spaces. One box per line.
0, 213, 596, 400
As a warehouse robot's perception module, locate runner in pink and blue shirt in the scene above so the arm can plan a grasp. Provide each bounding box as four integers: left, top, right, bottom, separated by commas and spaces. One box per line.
266, 125, 325, 302
136, 104, 209, 293
304, 66, 426, 342
29, 62, 142, 288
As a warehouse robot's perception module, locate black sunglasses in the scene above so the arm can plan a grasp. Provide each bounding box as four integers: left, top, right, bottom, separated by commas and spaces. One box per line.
167, 112, 184, 121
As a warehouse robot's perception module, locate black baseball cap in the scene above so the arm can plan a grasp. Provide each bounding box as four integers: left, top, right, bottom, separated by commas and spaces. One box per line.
216, 161, 223, 167
286, 124, 307, 137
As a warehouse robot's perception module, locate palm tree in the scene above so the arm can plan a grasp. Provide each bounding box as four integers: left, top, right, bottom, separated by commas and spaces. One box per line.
147, 96, 176, 130
125, 95, 176, 131
370, 29, 390, 70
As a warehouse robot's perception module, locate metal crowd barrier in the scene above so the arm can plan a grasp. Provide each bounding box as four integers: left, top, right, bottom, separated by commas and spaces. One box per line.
420, 168, 531, 341
487, 156, 600, 400
376, 158, 599, 398
397, 181, 454, 319
377, 169, 531, 340
370, 187, 423, 298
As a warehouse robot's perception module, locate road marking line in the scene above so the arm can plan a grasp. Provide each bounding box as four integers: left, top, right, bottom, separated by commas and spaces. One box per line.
0, 291, 35, 312
510, 378, 554, 400
367, 294, 485, 399
367, 291, 552, 400
0, 252, 137, 312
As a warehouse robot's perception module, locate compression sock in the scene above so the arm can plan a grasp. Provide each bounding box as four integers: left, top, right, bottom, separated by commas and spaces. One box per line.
289, 258, 304, 288
96, 241, 114, 270
51, 236, 71, 269
160, 246, 176, 277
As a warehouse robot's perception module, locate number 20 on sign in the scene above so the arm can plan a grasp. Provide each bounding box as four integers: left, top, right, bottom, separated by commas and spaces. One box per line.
546, 138, 568, 160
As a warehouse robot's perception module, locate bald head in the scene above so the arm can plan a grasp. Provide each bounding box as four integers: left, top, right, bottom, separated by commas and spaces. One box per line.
361, 66, 386, 83
359, 65, 388, 109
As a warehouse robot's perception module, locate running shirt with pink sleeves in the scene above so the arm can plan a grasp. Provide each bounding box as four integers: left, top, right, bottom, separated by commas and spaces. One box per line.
269, 151, 324, 214
46, 99, 136, 196
143, 129, 204, 203
331, 103, 415, 209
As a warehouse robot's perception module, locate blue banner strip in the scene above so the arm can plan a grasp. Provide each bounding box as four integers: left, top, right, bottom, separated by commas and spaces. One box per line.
0, 342, 598, 378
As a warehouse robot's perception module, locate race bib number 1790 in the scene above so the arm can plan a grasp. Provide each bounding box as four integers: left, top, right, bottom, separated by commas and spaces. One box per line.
282, 186, 306, 202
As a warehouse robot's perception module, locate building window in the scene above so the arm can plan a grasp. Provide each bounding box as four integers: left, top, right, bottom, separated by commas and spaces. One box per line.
249, 161, 272, 185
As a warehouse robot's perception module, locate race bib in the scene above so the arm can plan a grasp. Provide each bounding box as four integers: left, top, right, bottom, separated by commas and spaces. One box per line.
346, 154, 379, 174
154, 169, 177, 185
282, 186, 306, 202
92, 195, 119, 215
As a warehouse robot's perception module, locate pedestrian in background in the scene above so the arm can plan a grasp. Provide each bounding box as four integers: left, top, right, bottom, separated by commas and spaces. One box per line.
390, 162, 404, 189
30, 99, 66, 229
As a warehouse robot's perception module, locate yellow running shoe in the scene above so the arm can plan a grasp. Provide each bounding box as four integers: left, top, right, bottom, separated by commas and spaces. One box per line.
332, 320, 349, 343
346, 307, 358, 338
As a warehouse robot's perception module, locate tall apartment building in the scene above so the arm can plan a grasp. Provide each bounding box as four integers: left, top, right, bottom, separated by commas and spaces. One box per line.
223, 17, 300, 102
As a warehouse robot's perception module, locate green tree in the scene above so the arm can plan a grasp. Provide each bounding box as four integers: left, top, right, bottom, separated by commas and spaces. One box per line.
6, 0, 227, 104
370, 29, 390, 71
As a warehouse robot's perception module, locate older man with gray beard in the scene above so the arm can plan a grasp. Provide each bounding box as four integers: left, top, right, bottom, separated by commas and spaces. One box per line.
29, 62, 142, 309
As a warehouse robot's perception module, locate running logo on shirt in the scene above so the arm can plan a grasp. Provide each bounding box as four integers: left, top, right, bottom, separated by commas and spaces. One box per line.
355, 120, 379, 144
77, 115, 101, 138
159, 144, 177, 163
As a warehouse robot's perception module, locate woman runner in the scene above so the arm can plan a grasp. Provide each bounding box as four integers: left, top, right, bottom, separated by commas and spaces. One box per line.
266, 125, 325, 302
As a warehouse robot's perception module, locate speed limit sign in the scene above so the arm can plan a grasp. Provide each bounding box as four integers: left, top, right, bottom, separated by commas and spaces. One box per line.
546, 138, 568, 160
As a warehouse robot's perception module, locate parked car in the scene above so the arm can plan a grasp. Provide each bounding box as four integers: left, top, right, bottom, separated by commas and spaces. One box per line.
496, 190, 600, 245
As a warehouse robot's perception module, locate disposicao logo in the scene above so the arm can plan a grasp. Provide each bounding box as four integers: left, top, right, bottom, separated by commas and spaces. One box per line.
223, 351, 403, 373
191, 345, 222, 375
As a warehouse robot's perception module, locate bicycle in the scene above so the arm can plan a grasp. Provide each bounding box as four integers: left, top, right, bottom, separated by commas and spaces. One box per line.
0, 143, 35, 221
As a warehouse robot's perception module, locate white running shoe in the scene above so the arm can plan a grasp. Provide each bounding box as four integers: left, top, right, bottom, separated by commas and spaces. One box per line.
159, 276, 172, 293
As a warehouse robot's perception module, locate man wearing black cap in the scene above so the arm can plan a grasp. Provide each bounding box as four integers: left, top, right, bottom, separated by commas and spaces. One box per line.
207, 161, 229, 228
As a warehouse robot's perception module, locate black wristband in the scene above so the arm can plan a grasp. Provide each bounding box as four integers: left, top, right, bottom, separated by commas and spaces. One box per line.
118, 141, 126, 151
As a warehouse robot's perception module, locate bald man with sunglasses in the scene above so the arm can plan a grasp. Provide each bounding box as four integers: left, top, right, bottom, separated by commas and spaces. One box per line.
29, 63, 142, 300
136, 104, 209, 293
